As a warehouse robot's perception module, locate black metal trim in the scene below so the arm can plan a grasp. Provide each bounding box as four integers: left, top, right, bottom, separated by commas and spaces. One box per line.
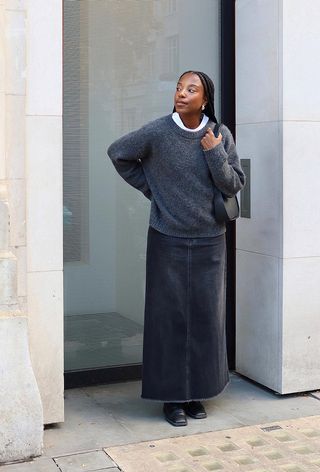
221, 0, 236, 370
64, 364, 142, 389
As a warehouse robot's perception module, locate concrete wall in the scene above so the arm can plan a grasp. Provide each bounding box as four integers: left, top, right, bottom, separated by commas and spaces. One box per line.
236, 0, 320, 393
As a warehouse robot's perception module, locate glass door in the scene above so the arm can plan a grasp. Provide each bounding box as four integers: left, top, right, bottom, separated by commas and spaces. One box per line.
63, 0, 222, 375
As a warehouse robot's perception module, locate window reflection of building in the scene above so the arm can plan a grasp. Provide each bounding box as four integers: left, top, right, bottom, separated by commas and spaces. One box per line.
122, 109, 138, 135
63, 0, 221, 372
63, 0, 220, 264
166, 34, 179, 77
63, 0, 89, 263
167, 0, 177, 15
147, 41, 156, 78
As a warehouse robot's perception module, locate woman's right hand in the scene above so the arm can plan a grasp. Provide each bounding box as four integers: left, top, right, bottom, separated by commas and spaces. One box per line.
201, 128, 222, 151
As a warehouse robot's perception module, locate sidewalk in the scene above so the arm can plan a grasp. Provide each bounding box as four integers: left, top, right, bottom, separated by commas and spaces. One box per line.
2, 373, 320, 471
106, 415, 320, 471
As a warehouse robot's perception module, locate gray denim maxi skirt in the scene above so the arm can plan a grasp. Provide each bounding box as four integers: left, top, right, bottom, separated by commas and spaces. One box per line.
141, 225, 230, 402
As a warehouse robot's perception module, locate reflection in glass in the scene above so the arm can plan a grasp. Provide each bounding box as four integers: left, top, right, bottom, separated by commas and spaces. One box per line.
63, 0, 221, 371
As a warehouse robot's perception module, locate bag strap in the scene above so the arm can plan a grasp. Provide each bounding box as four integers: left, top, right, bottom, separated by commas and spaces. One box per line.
208, 122, 221, 197
213, 122, 221, 138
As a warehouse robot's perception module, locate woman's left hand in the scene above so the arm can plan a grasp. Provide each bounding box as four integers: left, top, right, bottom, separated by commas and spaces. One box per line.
201, 128, 222, 151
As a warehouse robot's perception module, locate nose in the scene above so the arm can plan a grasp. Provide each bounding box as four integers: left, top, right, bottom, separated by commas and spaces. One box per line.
178, 88, 186, 98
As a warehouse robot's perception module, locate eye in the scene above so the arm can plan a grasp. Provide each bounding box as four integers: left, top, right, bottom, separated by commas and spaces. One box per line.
188, 88, 196, 93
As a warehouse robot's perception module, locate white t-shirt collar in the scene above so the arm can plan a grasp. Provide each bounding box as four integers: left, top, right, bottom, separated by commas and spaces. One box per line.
172, 112, 209, 132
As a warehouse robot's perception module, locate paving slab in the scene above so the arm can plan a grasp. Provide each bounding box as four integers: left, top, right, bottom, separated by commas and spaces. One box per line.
0, 457, 59, 472
44, 388, 131, 457
53, 450, 116, 471
49, 373, 320, 450
43, 373, 320, 457
105, 415, 320, 472
212, 374, 320, 425
4, 373, 320, 470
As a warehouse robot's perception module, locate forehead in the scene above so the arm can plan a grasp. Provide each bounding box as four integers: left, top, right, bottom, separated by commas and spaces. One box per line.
178, 73, 203, 87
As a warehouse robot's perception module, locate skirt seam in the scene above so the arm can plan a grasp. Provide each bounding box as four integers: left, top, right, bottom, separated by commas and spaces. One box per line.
141, 228, 228, 401
186, 240, 191, 398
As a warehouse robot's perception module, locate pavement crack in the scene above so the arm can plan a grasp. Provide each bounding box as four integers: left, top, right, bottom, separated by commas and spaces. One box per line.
309, 393, 320, 401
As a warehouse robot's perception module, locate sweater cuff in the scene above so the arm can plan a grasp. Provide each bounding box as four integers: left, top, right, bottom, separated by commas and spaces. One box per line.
203, 142, 228, 165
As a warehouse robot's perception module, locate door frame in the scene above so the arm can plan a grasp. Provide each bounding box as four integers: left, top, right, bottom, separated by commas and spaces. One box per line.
221, 0, 236, 370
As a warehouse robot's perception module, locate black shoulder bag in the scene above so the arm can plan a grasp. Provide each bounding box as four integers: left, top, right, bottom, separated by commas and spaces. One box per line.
212, 122, 239, 224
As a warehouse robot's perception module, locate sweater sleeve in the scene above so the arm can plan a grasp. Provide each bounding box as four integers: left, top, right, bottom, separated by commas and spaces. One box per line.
107, 125, 152, 200
203, 125, 246, 197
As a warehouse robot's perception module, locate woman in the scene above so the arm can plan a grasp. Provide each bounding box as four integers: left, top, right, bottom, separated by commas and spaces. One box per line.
107, 70, 246, 427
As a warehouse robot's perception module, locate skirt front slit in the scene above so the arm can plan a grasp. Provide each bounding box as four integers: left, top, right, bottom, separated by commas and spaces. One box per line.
141, 225, 229, 402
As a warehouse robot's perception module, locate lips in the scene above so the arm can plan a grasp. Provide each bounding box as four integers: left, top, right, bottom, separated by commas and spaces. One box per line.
175, 101, 188, 106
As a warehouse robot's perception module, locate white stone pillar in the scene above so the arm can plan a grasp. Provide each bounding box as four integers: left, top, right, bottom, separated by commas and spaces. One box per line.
0, 0, 43, 463
235, 0, 320, 393
25, 0, 64, 424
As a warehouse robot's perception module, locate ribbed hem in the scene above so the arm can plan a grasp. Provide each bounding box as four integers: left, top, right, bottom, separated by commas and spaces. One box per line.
148, 222, 226, 239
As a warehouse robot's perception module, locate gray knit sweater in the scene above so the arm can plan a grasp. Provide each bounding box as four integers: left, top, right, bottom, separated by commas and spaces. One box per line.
107, 114, 246, 237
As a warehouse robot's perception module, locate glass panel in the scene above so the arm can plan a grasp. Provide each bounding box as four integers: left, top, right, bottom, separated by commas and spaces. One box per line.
63, 0, 221, 372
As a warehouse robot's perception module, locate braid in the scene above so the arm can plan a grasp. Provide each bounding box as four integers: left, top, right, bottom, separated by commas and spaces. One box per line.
173, 70, 218, 124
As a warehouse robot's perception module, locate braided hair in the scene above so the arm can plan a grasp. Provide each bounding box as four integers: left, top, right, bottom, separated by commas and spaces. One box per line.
173, 70, 218, 124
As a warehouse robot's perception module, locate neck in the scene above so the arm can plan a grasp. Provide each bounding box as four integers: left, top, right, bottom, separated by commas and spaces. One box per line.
178, 113, 202, 129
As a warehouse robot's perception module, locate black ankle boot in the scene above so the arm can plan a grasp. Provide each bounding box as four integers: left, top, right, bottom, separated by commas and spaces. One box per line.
163, 402, 187, 426
183, 401, 207, 419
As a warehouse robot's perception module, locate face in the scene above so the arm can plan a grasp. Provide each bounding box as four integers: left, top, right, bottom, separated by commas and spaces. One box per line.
174, 73, 207, 116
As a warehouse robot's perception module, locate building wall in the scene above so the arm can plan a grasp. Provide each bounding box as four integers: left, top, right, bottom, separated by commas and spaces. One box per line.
236, 0, 320, 393
2, 0, 320, 463
0, 0, 43, 463
235, 0, 283, 391
25, 0, 64, 423
0, 0, 64, 434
